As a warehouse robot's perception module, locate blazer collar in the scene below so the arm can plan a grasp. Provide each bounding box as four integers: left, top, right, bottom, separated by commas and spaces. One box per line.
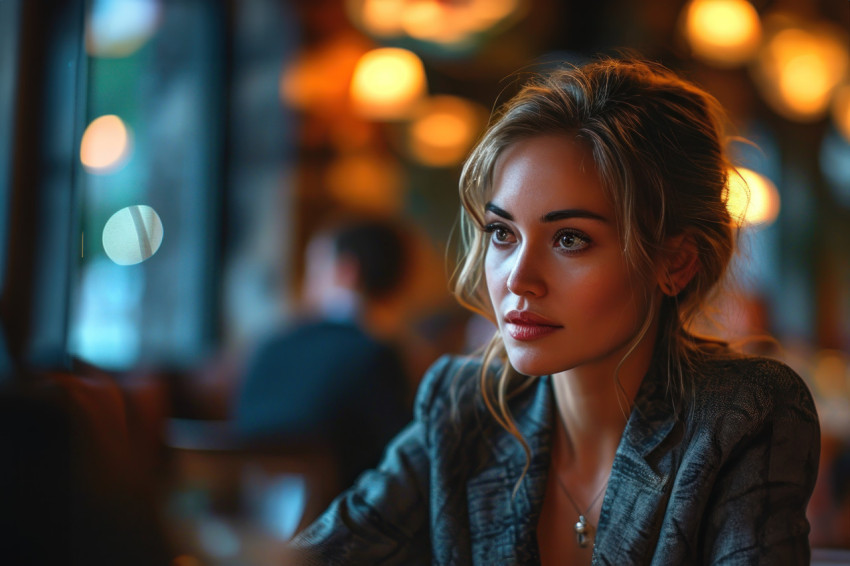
465, 368, 681, 565
592, 367, 682, 564
466, 375, 554, 565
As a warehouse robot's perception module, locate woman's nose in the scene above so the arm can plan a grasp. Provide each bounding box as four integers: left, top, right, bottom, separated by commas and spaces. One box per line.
506, 245, 546, 297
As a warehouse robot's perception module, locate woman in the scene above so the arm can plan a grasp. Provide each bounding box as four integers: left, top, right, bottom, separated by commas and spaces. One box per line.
288, 58, 820, 565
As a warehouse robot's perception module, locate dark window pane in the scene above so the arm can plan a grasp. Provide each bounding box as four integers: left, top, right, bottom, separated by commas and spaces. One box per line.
0, 0, 21, 299
68, 0, 225, 370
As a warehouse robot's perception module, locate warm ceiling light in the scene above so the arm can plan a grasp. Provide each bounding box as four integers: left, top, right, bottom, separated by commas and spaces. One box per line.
401, 0, 447, 42
726, 167, 780, 227
752, 17, 849, 122
348, 0, 406, 38
350, 47, 427, 120
325, 152, 404, 213
408, 96, 486, 167
80, 114, 132, 173
404, 0, 521, 46
347, 0, 522, 50
778, 50, 830, 116
279, 35, 369, 114
466, 0, 519, 29
682, 0, 761, 67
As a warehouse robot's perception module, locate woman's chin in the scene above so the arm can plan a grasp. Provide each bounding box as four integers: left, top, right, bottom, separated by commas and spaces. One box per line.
506, 353, 564, 377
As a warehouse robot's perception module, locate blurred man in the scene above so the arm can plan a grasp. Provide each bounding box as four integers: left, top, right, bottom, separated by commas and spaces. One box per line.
234, 217, 412, 490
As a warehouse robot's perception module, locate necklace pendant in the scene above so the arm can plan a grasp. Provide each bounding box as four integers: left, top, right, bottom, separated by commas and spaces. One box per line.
574, 515, 592, 548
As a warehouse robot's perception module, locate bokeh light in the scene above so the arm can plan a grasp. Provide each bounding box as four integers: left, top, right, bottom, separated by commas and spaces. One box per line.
102, 205, 164, 266
812, 349, 850, 398
350, 47, 427, 120
279, 35, 370, 115
346, 0, 522, 50
726, 167, 780, 227
682, 0, 761, 67
408, 96, 487, 167
752, 16, 849, 122
349, 0, 406, 38
401, 1, 447, 42
86, 0, 162, 58
80, 114, 132, 173
325, 152, 404, 213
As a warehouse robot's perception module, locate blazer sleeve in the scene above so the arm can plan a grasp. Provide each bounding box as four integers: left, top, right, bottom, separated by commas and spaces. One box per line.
700, 361, 820, 565
286, 355, 456, 566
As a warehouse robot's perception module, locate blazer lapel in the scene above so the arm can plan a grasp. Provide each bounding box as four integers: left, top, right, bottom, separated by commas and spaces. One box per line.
463, 369, 682, 565
467, 376, 554, 566
592, 369, 681, 565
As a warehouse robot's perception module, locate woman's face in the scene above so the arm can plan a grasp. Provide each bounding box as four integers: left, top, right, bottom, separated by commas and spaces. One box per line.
484, 134, 657, 378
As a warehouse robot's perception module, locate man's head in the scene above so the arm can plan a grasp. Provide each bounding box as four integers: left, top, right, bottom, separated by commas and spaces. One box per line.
303, 218, 409, 315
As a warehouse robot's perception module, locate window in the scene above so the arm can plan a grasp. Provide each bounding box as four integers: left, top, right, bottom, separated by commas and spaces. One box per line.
0, 0, 21, 376
0, 0, 20, 282
68, 0, 227, 370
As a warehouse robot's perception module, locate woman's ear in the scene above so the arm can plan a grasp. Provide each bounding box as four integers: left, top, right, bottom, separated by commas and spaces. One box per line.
657, 233, 699, 296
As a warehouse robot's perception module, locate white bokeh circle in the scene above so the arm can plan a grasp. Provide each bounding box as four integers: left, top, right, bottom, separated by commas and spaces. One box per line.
102, 205, 164, 266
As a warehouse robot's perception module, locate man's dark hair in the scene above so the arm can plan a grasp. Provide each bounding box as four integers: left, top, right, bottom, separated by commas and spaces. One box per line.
330, 219, 408, 300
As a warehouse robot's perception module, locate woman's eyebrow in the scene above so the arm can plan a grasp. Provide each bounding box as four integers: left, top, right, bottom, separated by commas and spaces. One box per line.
542, 209, 608, 223
484, 202, 512, 220
484, 202, 608, 222
485, 202, 607, 223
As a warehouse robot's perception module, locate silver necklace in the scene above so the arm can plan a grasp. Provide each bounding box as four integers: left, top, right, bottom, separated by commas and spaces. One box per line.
553, 474, 608, 548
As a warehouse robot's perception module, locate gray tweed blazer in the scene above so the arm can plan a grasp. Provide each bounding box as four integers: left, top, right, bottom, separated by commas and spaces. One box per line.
291, 353, 820, 565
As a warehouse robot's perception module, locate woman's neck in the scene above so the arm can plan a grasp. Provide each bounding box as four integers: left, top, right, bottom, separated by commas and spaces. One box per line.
550, 375, 628, 474
550, 327, 657, 472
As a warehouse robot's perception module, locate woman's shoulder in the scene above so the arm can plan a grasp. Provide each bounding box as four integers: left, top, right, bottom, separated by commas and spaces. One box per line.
412, 354, 493, 418
689, 354, 818, 427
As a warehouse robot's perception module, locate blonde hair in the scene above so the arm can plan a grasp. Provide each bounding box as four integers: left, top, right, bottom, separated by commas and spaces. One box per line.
452, 57, 738, 485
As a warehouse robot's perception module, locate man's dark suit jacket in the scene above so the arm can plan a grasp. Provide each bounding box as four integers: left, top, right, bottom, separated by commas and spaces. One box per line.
291, 353, 820, 565
235, 319, 410, 489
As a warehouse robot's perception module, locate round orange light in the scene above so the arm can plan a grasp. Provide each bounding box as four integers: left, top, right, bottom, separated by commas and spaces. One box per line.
80, 114, 132, 173
350, 48, 427, 120
348, 0, 406, 38
408, 96, 486, 167
348, 0, 522, 48
325, 152, 404, 213
752, 17, 849, 122
682, 0, 761, 67
726, 167, 780, 227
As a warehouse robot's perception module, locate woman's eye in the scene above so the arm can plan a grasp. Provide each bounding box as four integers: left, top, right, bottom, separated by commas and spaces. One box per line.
556, 230, 590, 251
484, 223, 514, 245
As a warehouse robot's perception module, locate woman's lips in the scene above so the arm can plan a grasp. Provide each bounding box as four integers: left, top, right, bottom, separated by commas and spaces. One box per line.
504, 311, 562, 341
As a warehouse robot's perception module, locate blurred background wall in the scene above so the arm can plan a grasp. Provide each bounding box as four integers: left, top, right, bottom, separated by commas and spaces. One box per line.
1, 0, 849, 564
21, 0, 849, 414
